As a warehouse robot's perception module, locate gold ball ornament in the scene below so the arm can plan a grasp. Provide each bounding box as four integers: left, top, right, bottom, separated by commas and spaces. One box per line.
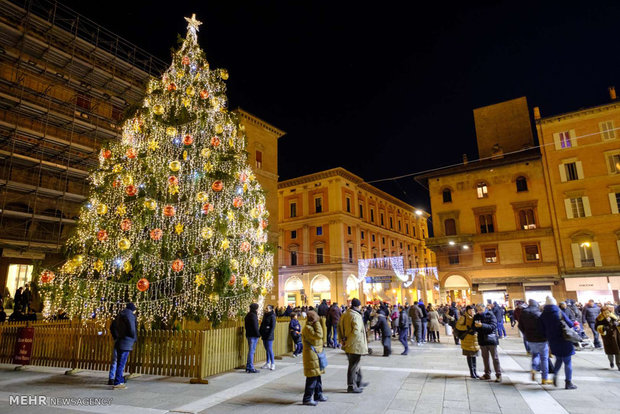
153, 104, 165, 115
112, 164, 123, 173
201, 227, 214, 239
118, 238, 131, 250
230, 258, 239, 271
121, 175, 133, 186
241, 276, 249, 287
166, 126, 177, 136
169, 161, 181, 172
73, 255, 84, 265
123, 261, 133, 272
220, 69, 229, 80
196, 192, 208, 202
186, 86, 195, 96
93, 260, 104, 272
200, 148, 211, 158
261, 287, 268, 296
144, 199, 157, 210
214, 124, 224, 134
250, 257, 260, 268
96, 204, 108, 215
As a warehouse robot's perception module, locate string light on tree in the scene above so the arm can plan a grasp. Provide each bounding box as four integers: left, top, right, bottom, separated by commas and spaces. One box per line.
39, 14, 274, 324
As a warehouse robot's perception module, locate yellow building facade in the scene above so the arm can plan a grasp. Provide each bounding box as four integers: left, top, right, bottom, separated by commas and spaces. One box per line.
277, 168, 435, 307
536, 97, 620, 303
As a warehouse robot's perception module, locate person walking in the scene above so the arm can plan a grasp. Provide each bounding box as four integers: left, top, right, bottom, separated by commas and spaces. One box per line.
519, 299, 551, 384
301, 310, 327, 406
318, 299, 329, 346
338, 298, 369, 393
244, 303, 261, 373
582, 300, 603, 348
456, 305, 479, 379
539, 296, 577, 389
290, 312, 303, 357
447, 302, 460, 345
110, 303, 137, 389
595, 305, 620, 370
474, 304, 501, 382
398, 305, 410, 355
260, 304, 276, 370
372, 309, 391, 356
327, 303, 342, 348
427, 304, 441, 343
419, 300, 428, 343
491, 302, 506, 339
13, 287, 23, 313
409, 301, 423, 346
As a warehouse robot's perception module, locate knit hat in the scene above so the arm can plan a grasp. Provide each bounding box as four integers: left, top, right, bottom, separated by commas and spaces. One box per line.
126, 302, 136, 311
249, 303, 259, 311
351, 298, 361, 307
545, 296, 557, 306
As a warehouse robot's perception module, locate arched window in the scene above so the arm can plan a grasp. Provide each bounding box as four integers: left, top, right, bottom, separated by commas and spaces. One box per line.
444, 218, 457, 236
442, 188, 452, 203
516, 176, 528, 192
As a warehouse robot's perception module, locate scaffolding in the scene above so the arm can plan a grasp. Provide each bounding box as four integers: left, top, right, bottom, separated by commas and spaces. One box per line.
0, 0, 167, 253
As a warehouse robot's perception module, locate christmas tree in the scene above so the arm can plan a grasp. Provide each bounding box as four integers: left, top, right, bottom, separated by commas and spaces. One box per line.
40, 14, 274, 324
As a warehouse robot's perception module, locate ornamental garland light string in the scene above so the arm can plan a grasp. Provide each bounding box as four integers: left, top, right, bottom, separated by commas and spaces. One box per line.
39, 14, 274, 324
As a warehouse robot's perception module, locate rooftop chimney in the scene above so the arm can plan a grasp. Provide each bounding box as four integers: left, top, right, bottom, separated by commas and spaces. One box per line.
609, 86, 616, 100
462, 153, 468, 164
533, 106, 541, 120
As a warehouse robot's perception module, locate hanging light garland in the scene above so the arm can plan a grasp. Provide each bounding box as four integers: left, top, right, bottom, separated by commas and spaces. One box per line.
38, 14, 274, 324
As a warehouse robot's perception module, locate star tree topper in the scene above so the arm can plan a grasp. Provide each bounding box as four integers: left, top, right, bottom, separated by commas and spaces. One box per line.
185, 13, 203, 34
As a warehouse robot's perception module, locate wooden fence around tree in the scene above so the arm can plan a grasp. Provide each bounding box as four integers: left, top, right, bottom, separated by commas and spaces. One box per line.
0, 317, 305, 381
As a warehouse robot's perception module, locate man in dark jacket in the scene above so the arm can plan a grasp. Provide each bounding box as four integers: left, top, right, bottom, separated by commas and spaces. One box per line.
260, 305, 276, 370
21, 284, 32, 313
398, 305, 410, 355
492, 302, 505, 338
581, 300, 602, 348
418, 301, 428, 343
409, 303, 423, 346
474, 304, 501, 382
318, 299, 329, 346
284, 305, 293, 317
372, 309, 391, 356
327, 303, 342, 348
13, 287, 23, 312
448, 302, 460, 345
564, 299, 582, 323
518, 299, 551, 384
245, 303, 261, 373
110, 303, 137, 389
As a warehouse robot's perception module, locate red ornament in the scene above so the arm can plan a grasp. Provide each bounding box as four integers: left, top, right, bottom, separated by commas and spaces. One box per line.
200, 89, 209, 99
101, 149, 112, 159
96, 229, 108, 242
167, 82, 177, 91
168, 176, 179, 186
150, 228, 163, 240
202, 203, 214, 214
137, 278, 150, 292
126, 148, 137, 159
120, 218, 132, 231
233, 197, 243, 208
240, 241, 251, 252
172, 259, 184, 272
211, 180, 223, 192
210, 137, 220, 147
125, 185, 138, 196
229, 274, 236, 286
239, 172, 248, 183
261, 219, 268, 230
181, 56, 190, 65
183, 134, 194, 145
113, 179, 121, 188
163, 205, 176, 217
40, 270, 55, 283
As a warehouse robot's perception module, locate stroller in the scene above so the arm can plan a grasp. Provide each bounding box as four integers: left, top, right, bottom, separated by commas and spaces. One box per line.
572, 321, 595, 351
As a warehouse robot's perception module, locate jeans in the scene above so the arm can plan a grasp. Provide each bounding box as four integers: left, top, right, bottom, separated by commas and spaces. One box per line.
346, 353, 362, 387
413, 320, 422, 343
246, 337, 259, 370
108, 347, 118, 380
327, 323, 338, 346
303, 376, 323, 403
554, 355, 572, 381
587, 321, 602, 347
497, 322, 506, 338
399, 327, 409, 354
528, 341, 549, 380
114, 349, 130, 385
263, 339, 274, 365
480, 345, 501, 376
293, 341, 303, 356
421, 321, 428, 342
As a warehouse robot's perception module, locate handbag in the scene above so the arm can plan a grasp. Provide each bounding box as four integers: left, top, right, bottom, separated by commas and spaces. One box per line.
559, 314, 581, 344
445, 324, 453, 336
310, 345, 328, 370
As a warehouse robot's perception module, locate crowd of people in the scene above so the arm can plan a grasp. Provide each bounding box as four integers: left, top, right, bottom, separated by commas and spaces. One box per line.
246, 297, 620, 405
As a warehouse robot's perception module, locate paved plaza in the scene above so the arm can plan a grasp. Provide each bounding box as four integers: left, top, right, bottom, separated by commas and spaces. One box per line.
0, 326, 619, 414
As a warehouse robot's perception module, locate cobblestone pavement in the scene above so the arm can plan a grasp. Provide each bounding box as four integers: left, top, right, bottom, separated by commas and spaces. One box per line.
0, 325, 619, 414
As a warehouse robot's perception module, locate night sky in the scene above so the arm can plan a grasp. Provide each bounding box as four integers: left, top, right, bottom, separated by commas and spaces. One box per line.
62, 0, 620, 211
